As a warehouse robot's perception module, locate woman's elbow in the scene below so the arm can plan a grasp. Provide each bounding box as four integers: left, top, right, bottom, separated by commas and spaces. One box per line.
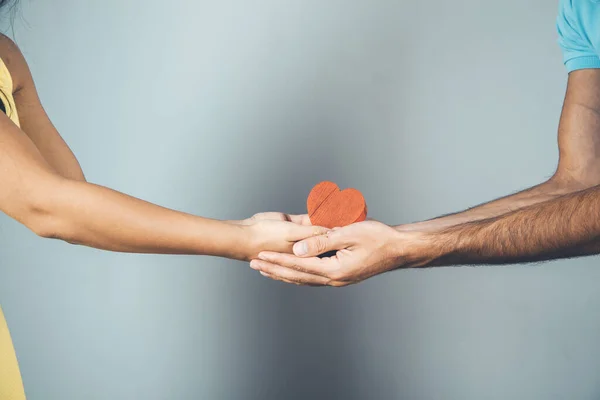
29, 217, 82, 245
21, 188, 78, 242
27, 210, 70, 241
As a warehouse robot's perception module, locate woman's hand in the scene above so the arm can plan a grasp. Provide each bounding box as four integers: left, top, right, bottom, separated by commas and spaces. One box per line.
230, 212, 312, 226
230, 212, 327, 261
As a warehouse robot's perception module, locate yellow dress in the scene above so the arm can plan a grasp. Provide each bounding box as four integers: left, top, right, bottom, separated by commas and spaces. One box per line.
0, 56, 27, 400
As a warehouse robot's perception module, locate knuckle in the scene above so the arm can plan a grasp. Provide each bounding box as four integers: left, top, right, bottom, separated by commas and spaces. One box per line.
313, 237, 329, 253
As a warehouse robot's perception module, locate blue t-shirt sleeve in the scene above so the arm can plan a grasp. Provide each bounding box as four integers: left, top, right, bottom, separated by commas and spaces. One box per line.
556, 0, 600, 72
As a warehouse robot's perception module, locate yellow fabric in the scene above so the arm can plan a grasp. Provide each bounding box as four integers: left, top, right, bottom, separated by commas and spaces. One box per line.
0, 57, 26, 400
0, 308, 26, 400
0, 57, 19, 127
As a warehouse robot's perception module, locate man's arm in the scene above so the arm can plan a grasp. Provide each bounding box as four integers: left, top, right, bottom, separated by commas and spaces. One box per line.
250, 183, 600, 286
400, 69, 600, 232
421, 183, 600, 266
250, 184, 600, 285
248, 70, 600, 286
412, 68, 600, 265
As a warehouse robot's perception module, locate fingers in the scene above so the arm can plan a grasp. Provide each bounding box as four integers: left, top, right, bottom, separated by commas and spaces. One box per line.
286, 224, 329, 242
247, 212, 307, 223
257, 271, 306, 286
256, 251, 339, 278
251, 260, 340, 286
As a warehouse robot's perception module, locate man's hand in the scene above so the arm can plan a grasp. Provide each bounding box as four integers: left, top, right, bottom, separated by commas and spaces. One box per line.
249, 220, 430, 286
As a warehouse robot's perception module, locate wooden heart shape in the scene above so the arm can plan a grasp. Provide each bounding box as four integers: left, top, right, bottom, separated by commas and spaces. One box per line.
307, 181, 367, 229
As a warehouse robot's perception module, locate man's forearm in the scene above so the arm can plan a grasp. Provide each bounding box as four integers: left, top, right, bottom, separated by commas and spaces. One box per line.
417, 183, 600, 267
398, 179, 581, 232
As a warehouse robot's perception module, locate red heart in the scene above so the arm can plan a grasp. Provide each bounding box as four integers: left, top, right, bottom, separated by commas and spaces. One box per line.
307, 181, 367, 229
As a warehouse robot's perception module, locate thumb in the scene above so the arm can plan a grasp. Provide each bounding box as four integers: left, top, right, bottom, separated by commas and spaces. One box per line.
293, 231, 344, 257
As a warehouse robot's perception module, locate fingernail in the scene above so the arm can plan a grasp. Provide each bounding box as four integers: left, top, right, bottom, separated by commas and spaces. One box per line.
250, 260, 260, 270
294, 242, 308, 256
260, 272, 269, 277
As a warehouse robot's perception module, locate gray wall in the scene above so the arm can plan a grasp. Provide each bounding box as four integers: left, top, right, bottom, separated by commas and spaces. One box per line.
1, 0, 598, 399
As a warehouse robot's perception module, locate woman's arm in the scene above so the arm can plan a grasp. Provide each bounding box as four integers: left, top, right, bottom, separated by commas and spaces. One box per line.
1, 34, 86, 181
0, 113, 323, 260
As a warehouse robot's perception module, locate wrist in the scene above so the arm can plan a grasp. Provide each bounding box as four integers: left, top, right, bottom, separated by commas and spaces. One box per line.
225, 222, 282, 262
225, 223, 253, 261
194, 219, 251, 260
389, 228, 449, 269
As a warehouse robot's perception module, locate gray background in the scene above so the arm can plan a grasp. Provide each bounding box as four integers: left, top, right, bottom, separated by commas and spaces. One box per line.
1, 0, 598, 399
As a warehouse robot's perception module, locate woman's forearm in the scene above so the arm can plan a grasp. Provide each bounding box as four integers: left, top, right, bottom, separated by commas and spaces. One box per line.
29, 177, 248, 259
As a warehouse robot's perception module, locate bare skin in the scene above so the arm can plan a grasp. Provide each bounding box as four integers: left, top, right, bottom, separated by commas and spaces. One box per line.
0, 35, 325, 261
252, 69, 600, 286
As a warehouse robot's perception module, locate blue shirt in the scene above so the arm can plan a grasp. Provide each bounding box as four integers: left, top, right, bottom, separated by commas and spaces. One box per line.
557, 0, 600, 72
